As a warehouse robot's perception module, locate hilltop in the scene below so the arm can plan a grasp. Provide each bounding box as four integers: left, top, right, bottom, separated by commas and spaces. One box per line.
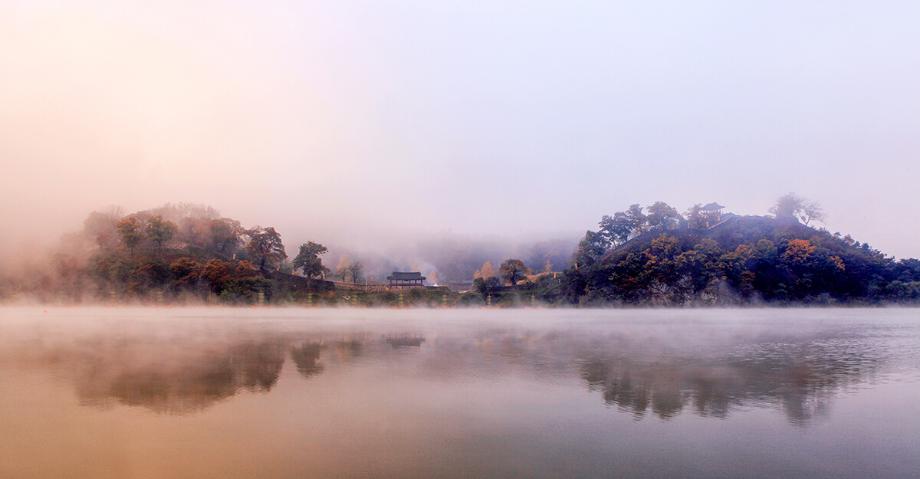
559, 198, 920, 305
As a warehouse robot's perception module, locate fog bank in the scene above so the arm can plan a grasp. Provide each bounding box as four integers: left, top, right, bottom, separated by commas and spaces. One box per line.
2, 1, 919, 259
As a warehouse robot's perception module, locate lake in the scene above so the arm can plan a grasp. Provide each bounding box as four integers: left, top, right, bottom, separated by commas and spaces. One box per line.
1, 307, 918, 478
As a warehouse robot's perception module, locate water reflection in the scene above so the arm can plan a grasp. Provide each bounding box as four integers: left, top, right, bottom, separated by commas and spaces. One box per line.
578, 355, 854, 424
290, 342, 324, 378
385, 335, 426, 349
72, 339, 288, 414
0, 315, 898, 423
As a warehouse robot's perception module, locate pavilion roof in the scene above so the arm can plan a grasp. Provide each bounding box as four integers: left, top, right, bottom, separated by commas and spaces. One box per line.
388, 272, 426, 281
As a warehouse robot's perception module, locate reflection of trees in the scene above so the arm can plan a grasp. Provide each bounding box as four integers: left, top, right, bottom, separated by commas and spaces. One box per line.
3, 330, 386, 415
578, 338, 884, 424
0, 320, 888, 424
581, 362, 683, 419
330, 339, 364, 362
418, 328, 885, 425
290, 342, 324, 378
75, 340, 287, 414
290, 339, 369, 378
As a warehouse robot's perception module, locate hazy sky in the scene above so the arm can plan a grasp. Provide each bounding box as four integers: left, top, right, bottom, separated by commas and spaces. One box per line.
2, 0, 919, 258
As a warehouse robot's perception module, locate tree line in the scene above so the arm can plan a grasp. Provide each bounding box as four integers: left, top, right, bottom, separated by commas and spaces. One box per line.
559, 194, 919, 305
15, 204, 334, 303
3, 195, 918, 306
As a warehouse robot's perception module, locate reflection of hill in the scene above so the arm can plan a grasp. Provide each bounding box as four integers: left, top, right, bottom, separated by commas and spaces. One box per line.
427, 327, 887, 425
578, 337, 885, 424
0, 317, 891, 423
75, 340, 287, 414
0, 330, 393, 415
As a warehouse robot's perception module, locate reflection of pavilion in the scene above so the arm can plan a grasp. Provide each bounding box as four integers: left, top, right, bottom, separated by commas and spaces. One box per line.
385, 335, 425, 349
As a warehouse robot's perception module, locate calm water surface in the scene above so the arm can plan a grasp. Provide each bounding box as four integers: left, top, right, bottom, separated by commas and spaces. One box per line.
1, 307, 918, 478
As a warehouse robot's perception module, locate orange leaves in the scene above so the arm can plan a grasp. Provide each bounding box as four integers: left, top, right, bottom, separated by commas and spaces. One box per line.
783, 239, 816, 264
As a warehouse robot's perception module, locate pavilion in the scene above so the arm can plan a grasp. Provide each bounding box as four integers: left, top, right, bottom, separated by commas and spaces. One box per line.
701, 202, 725, 226
387, 272, 426, 288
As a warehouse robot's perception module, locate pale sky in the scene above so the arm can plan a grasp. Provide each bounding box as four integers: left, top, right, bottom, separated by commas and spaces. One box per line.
1, 0, 919, 258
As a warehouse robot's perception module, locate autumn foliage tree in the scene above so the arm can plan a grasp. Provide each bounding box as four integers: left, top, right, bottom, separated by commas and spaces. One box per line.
293, 242, 329, 279
146, 215, 177, 251
783, 239, 816, 264
499, 259, 528, 286
245, 227, 286, 272
473, 260, 496, 279
116, 217, 143, 255
208, 218, 244, 258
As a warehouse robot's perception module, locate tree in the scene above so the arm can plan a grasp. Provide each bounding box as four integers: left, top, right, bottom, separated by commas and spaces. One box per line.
209, 218, 243, 258
116, 217, 143, 255
346, 261, 363, 284
499, 259, 528, 286
647, 235, 680, 259
146, 215, 177, 251
170, 257, 202, 289
83, 209, 121, 249
771, 193, 804, 220
801, 201, 825, 226
202, 259, 233, 292
640, 236, 681, 290
474, 260, 495, 279
246, 227, 286, 271
335, 256, 353, 281
646, 201, 682, 230
573, 231, 607, 270
473, 276, 501, 299
334, 256, 362, 283
292, 242, 329, 279
686, 204, 707, 229
597, 204, 652, 246
770, 193, 824, 225
783, 239, 816, 264
625, 204, 648, 235
598, 213, 632, 247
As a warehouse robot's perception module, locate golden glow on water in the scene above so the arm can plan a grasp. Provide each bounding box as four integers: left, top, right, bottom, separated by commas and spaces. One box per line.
1, 307, 918, 478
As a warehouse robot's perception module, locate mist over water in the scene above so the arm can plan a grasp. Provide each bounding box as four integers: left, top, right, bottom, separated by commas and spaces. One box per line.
2, 307, 919, 478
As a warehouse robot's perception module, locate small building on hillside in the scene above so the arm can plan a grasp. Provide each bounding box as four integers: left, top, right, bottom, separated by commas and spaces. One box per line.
387, 271, 426, 288
701, 202, 725, 226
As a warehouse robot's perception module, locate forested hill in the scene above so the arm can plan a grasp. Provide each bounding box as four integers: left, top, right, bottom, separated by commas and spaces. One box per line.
562, 200, 920, 305
0, 204, 333, 304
